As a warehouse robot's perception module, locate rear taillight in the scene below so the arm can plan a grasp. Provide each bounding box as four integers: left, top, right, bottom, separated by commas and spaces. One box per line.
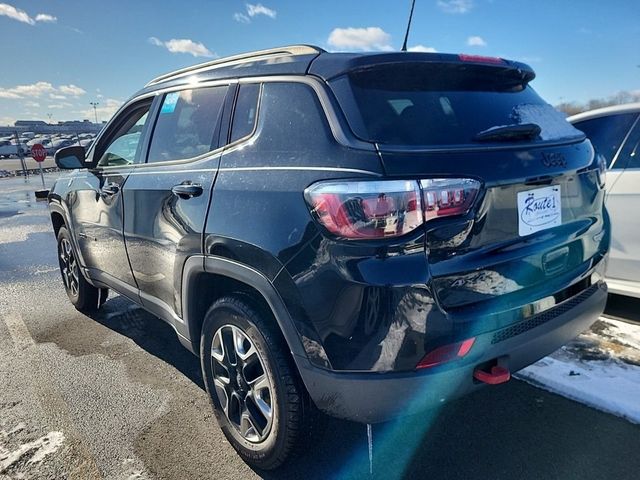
305, 178, 480, 240
304, 180, 422, 239
420, 179, 480, 221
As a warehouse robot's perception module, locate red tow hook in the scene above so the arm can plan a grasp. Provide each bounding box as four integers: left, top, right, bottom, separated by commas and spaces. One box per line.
473, 365, 511, 385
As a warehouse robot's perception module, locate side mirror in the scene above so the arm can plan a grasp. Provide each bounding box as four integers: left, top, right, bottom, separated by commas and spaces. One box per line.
55, 145, 86, 169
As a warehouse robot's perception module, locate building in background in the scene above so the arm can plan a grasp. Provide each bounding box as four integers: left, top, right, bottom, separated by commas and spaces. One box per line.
0, 119, 104, 136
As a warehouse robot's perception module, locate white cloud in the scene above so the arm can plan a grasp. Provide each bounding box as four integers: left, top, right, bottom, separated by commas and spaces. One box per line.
0, 90, 21, 99
0, 116, 16, 126
34, 13, 56, 23
408, 44, 437, 53
466, 35, 487, 47
149, 37, 216, 58
233, 12, 250, 23
0, 81, 54, 98
0, 3, 34, 24
59, 84, 86, 96
437, 0, 474, 14
246, 3, 276, 18
0, 81, 86, 100
0, 3, 57, 25
77, 98, 123, 122
48, 102, 73, 109
327, 27, 393, 52
234, 3, 276, 23
24, 101, 40, 108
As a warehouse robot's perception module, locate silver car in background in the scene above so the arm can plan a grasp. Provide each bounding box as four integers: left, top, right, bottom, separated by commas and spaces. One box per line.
570, 103, 640, 298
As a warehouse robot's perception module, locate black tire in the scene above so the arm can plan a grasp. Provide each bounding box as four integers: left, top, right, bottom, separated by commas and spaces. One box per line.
200, 295, 316, 470
56, 226, 108, 312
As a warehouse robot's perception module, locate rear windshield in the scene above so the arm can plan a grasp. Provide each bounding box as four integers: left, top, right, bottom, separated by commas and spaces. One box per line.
330, 63, 583, 147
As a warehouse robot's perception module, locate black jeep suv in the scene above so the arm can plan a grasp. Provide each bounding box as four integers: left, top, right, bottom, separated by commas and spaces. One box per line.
49, 45, 609, 469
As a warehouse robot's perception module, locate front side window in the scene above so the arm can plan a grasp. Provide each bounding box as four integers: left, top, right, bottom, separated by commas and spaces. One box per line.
96, 103, 151, 167
147, 85, 228, 163
573, 113, 638, 168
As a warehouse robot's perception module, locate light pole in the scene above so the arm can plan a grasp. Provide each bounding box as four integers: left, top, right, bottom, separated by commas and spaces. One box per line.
89, 102, 99, 124
46, 113, 54, 152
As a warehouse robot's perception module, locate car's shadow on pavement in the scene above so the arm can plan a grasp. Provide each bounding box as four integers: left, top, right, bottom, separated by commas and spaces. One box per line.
90, 294, 205, 390
605, 293, 640, 323
90, 294, 640, 480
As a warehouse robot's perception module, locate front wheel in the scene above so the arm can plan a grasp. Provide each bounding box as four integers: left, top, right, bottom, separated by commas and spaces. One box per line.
200, 296, 317, 470
56, 226, 108, 312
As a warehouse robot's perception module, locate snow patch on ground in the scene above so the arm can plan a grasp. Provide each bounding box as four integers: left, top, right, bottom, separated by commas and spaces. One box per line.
0, 429, 65, 473
517, 317, 640, 424
599, 318, 640, 350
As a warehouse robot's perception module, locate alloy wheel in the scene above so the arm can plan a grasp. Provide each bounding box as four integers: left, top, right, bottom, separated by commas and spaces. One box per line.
211, 324, 274, 443
59, 238, 79, 297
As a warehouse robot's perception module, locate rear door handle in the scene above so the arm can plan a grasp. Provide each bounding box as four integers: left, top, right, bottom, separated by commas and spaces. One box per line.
171, 182, 203, 199
101, 182, 120, 196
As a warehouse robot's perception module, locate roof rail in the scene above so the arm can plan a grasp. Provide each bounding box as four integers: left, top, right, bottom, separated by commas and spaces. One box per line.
145, 44, 325, 87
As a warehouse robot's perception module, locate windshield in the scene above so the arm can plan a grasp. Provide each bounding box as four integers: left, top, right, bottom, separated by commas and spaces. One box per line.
330, 62, 583, 147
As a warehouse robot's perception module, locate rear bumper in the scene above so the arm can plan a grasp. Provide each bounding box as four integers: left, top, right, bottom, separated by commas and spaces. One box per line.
296, 281, 607, 423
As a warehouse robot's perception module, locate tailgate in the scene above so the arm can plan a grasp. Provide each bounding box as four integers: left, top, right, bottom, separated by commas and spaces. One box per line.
379, 141, 608, 314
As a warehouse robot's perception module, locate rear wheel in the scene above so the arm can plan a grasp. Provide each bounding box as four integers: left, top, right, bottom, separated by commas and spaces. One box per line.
200, 296, 316, 470
57, 226, 108, 312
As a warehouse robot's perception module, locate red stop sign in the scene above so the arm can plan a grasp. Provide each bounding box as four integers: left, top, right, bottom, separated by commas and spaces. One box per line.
31, 144, 47, 162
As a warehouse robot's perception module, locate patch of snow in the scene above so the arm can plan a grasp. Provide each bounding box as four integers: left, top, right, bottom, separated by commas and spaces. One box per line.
0, 430, 64, 473
510, 103, 582, 141
516, 316, 640, 424
517, 354, 640, 424
600, 318, 640, 350
7, 423, 25, 436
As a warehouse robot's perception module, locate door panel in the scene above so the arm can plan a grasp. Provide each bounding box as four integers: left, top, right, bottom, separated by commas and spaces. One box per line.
123, 85, 231, 316
607, 169, 640, 282
70, 99, 154, 287
122, 158, 219, 314
70, 170, 136, 287
606, 120, 640, 283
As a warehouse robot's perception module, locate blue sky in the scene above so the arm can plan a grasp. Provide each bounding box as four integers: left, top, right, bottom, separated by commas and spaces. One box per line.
0, 0, 638, 125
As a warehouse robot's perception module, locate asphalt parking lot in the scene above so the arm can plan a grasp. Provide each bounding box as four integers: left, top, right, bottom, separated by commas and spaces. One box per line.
1, 174, 639, 480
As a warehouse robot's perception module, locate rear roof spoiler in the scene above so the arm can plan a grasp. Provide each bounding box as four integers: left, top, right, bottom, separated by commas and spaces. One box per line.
308, 52, 536, 83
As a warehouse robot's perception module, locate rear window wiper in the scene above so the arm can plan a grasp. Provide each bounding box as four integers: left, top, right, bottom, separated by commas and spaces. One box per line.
473, 123, 541, 142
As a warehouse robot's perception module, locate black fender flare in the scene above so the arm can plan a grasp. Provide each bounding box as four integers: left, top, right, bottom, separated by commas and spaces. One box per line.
49, 200, 84, 265
180, 255, 308, 359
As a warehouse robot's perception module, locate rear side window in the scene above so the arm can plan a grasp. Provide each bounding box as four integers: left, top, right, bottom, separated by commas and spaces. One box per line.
147, 85, 228, 163
330, 62, 582, 147
230, 83, 260, 143
573, 113, 638, 168
256, 82, 333, 151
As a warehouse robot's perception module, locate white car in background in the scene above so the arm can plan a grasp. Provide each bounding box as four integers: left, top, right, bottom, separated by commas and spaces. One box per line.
570, 103, 640, 298
0, 139, 28, 158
